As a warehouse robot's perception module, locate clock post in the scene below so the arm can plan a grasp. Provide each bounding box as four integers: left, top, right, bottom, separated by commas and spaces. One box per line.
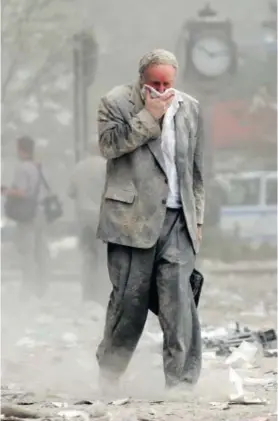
178, 2, 238, 94
176, 2, 238, 167
176, 3, 238, 228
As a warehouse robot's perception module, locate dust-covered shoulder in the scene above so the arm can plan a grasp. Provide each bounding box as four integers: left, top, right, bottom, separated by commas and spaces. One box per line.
177, 90, 201, 117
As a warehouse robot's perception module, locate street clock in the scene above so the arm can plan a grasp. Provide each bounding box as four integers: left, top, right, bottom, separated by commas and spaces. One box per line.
178, 3, 238, 93
191, 36, 233, 78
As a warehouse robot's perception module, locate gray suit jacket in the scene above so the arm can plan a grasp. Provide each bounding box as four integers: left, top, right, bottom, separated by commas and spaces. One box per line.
96, 81, 205, 253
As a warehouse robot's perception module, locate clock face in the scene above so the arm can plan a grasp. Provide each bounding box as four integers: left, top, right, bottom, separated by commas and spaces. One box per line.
191, 37, 232, 78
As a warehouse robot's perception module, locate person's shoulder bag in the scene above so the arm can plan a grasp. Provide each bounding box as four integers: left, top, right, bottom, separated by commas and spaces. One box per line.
38, 166, 63, 224
4, 165, 41, 223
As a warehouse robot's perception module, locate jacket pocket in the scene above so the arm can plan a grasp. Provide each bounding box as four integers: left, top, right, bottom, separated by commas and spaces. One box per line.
104, 187, 135, 204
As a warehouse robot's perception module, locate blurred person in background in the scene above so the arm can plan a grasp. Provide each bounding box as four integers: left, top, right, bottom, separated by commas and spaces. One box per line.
96, 49, 205, 395
68, 142, 105, 301
1, 136, 50, 298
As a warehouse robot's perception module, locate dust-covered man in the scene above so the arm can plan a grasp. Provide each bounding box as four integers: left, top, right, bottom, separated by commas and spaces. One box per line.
96, 49, 205, 393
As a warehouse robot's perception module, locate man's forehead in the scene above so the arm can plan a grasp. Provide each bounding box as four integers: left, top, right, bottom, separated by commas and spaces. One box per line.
145, 64, 176, 81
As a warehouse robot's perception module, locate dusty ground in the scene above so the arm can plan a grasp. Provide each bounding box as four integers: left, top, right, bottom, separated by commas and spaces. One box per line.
1, 266, 277, 421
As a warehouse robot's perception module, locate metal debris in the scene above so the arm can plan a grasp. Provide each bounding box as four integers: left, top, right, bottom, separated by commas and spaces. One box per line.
203, 323, 276, 356
229, 396, 268, 405
110, 398, 130, 406
74, 401, 93, 406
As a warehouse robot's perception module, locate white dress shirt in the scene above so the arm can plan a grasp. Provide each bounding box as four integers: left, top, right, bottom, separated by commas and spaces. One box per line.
161, 92, 182, 208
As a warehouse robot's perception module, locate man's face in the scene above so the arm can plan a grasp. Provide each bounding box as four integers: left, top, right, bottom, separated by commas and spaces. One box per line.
142, 64, 176, 93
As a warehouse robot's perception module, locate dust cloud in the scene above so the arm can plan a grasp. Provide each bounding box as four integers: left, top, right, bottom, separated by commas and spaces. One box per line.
1, 0, 277, 420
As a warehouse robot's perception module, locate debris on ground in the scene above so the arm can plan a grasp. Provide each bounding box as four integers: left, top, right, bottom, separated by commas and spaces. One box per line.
57, 409, 90, 421
1, 404, 41, 419
229, 396, 268, 405
264, 349, 278, 357
226, 340, 259, 367
1, 277, 276, 421
202, 323, 277, 357
110, 398, 131, 406
209, 401, 230, 410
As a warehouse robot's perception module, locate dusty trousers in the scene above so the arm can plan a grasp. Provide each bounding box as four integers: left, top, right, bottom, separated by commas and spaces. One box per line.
96, 208, 202, 387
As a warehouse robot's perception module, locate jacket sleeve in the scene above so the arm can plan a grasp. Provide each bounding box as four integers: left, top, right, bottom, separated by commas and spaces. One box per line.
98, 95, 161, 159
193, 105, 205, 225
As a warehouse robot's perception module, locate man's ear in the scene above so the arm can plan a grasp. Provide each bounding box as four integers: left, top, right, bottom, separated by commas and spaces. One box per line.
139, 74, 145, 87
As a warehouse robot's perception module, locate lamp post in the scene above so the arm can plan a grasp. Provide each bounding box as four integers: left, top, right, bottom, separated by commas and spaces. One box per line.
73, 32, 98, 163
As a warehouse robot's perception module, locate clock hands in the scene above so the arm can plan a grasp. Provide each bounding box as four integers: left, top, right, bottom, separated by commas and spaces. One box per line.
192, 37, 233, 77
198, 45, 215, 57
197, 45, 229, 58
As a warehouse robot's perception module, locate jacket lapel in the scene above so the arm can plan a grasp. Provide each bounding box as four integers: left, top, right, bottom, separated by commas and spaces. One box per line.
174, 100, 191, 179
147, 137, 167, 176
129, 81, 167, 176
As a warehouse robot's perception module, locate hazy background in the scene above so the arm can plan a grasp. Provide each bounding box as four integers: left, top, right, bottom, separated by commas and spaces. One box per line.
1, 0, 277, 277
1, 0, 277, 290
1, 1, 277, 417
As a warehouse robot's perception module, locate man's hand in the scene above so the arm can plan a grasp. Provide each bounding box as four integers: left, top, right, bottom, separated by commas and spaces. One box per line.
197, 225, 202, 244
145, 89, 175, 120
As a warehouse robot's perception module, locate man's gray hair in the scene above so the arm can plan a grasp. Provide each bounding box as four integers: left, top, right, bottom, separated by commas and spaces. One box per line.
139, 49, 179, 76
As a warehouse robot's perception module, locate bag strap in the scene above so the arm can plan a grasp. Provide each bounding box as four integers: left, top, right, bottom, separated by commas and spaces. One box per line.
37, 164, 52, 193
30, 163, 43, 199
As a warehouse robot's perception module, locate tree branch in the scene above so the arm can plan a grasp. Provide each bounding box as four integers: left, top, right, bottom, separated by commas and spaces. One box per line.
2, 0, 56, 99
2, 36, 73, 135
